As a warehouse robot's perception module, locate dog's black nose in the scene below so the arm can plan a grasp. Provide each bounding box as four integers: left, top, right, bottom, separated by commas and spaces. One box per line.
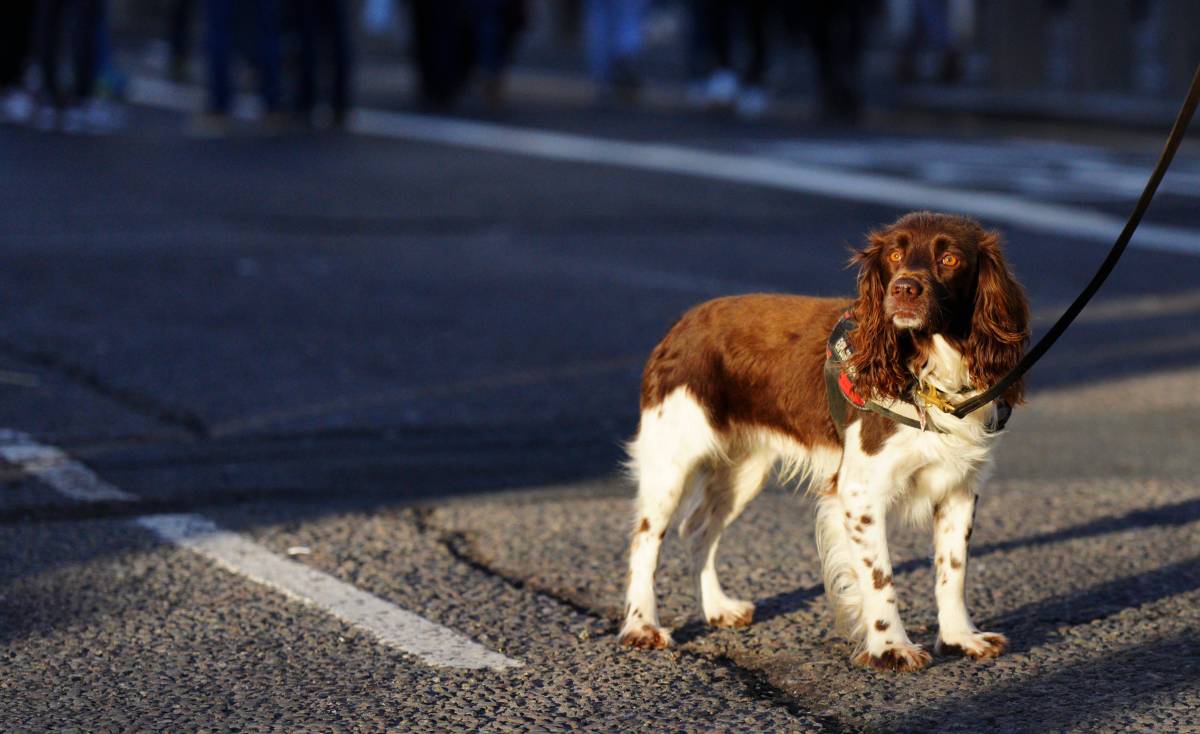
891, 277, 923, 298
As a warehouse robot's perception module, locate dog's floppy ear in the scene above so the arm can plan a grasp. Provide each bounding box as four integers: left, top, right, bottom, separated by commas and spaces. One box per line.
847, 229, 910, 400
965, 231, 1030, 404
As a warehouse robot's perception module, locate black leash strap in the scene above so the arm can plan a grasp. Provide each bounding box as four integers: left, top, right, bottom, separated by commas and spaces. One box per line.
951, 64, 1200, 420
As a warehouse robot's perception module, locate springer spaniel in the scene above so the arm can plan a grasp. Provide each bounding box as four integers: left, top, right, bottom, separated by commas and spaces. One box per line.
618, 212, 1030, 672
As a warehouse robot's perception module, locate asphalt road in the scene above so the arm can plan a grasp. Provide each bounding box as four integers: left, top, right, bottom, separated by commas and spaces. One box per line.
2, 81, 1200, 733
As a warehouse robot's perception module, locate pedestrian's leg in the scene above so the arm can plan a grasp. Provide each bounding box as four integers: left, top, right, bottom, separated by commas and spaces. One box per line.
37, 0, 68, 110
169, 0, 196, 76
0, 0, 36, 87
325, 0, 352, 121
613, 0, 646, 62
584, 0, 612, 83
253, 0, 282, 113
203, 0, 233, 114
72, 0, 102, 102
296, 0, 318, 117
743, 0, 769, 87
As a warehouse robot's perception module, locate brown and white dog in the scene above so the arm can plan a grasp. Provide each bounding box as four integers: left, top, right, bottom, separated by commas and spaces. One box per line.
618, 211, 1030, 672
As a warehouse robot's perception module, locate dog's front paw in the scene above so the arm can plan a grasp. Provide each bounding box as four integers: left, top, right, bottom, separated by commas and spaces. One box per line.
853, 642, 932, 672
618, 623, 673, 650
935, 631, 1008, 660
706, 599, 755, 629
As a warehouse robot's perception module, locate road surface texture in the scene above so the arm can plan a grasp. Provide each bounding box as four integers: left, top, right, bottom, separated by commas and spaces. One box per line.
2, 76, 1200, 733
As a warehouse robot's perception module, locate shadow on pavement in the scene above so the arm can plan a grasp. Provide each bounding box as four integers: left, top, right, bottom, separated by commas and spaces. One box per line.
696, 495, 1200, 637
889, 629, 1200, 733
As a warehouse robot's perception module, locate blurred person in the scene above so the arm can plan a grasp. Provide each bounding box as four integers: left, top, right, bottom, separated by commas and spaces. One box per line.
585, 0, 647, 101
894, 0, 963, 83
295, 0, 353, 127
32, 0, 116, 133
196, 0, 283, 136
471, 0, 526, 106
407, 0, 466, 107
0, 0, 36, 124
691, 0, 772, 118
406, 0, 525, 108
786, 0, 867, 123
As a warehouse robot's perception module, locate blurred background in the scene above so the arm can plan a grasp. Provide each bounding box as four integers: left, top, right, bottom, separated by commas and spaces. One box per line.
3, 0, 1198, 131
0, 1, 1198, 506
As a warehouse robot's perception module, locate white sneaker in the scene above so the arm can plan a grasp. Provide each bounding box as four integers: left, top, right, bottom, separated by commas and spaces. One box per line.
736, 86, 769, 120
1, 89, 34, 124
703, 69, 739, 108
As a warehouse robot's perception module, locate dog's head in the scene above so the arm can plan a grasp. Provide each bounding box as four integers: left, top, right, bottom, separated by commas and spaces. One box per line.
847, 211, 1030, 404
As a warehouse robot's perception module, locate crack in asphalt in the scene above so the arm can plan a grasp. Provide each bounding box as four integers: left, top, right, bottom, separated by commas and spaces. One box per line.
0, 338, 210, 439
414, 507, 861, 734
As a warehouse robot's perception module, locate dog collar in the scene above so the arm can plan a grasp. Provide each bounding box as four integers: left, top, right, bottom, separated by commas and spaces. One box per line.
823, 312, 1010, 438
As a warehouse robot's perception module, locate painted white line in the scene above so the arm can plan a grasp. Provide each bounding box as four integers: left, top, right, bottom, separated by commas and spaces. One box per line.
136, 513, 521, 670
1, 428, 521, 671
347, 109, 1200, 257
0, 429, 136, 502
127, 76, 1200, 256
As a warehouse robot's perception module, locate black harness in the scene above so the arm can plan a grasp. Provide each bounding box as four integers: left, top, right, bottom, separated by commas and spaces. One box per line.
823, 312, 1010, 439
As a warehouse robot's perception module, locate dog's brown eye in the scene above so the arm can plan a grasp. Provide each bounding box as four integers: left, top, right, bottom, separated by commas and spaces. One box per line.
888, 250, 903, 263
941, 253, 959, 267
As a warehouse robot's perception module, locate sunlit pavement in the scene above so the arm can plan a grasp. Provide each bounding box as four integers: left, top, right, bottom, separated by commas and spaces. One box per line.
2, 92, 1199, 731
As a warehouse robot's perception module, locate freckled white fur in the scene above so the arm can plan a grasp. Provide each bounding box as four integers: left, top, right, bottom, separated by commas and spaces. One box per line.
620, 336, 1008, 667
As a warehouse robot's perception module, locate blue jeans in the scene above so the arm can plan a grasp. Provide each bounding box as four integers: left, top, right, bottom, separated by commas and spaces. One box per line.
585, 0, 646, 82
204, 0, 280, 114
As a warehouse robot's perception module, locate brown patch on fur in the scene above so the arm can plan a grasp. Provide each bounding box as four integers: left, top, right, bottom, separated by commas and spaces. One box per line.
659, 530, 666, 540
639, 295, 847, 448
875, 620, 890, 631
863, 557, 874, 568
872, 569, 893, 589
637, 518, 650, 533
859, 412, 898, 456
852, 535, 864, 545
854, 524, 864, 533
708, 606, 754, 629
853, 646, 932, 672
860, 515, 873, 525
935, 555, 943, 566
950, 556, 963, 570
886, 597, 896, 604
619, 624, 671, 650
935, 641, 965, 657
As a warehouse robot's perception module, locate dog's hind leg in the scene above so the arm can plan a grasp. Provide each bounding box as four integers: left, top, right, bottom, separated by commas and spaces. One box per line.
619, 389, 718, 649
682, 449, 773, 629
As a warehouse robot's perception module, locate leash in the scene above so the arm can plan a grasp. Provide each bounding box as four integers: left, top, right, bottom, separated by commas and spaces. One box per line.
950, 64, 1200, 420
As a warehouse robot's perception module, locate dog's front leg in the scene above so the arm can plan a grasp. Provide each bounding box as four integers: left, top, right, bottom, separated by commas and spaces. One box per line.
838, 457, 931, 671
932, 489, 1008, 659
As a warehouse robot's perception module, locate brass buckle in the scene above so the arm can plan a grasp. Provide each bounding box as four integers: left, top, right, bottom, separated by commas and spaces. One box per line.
916, 383, 958, 413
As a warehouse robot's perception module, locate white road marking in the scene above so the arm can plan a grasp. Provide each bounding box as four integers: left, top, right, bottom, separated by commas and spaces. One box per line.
0, 428, 521, 671
126, 76, 1200, 257
0, 430, 136, 502
137, 513, 521, 670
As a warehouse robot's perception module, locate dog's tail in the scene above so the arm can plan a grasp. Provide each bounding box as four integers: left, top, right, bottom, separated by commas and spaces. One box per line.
815, 494, 866, 647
